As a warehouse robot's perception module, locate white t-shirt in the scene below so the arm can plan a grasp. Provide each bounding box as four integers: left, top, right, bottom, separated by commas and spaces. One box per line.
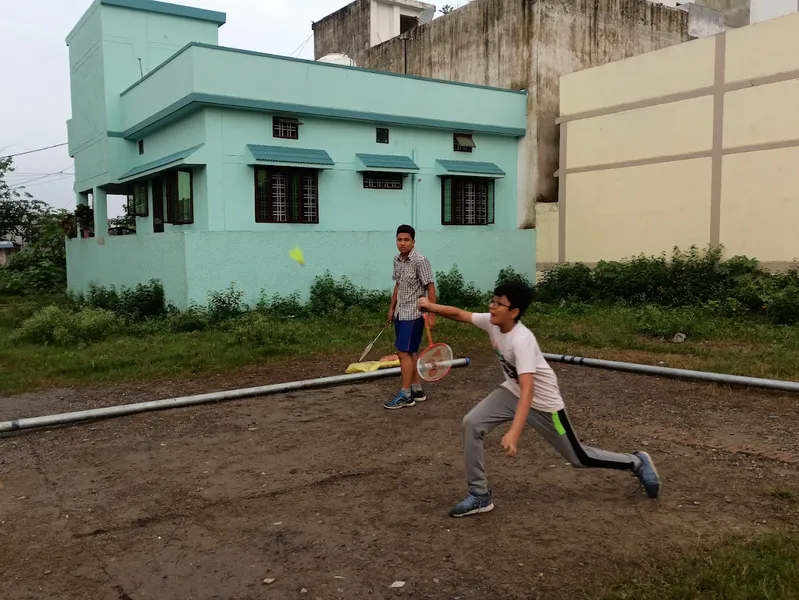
472, 313, 565, 413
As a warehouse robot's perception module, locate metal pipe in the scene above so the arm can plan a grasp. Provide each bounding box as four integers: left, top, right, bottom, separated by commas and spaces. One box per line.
0, 358, 471, 434
543, 353, 799, 393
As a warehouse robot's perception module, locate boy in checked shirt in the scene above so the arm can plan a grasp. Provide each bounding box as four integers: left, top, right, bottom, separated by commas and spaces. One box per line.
385, 224, 436, 409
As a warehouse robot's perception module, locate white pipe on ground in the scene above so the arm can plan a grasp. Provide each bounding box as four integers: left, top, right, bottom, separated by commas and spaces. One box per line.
0, 358, 471, 434
544, 353, 799, 393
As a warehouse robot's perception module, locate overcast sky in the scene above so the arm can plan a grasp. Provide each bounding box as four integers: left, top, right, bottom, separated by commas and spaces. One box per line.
3, 0, 795, 218
0, 0, 408, 218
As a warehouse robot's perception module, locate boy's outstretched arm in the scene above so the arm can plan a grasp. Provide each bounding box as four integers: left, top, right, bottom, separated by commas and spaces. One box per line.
417, 297, 473, 324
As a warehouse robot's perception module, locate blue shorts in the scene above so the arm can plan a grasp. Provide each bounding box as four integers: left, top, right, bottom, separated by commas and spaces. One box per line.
394, 317, 425, 354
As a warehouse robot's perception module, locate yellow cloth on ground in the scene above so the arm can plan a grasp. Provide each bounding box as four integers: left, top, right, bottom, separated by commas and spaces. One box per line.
346, 359, 401, 374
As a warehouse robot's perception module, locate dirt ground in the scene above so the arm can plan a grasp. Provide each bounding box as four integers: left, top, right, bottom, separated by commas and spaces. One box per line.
1, 351, 798, 600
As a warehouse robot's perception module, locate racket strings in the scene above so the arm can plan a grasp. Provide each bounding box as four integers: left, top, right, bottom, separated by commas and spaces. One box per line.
418, 344, 454, 381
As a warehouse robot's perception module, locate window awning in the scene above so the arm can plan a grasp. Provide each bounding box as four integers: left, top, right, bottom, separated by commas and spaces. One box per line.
118, 144, 204, 181
247, 144, 334, 169
435, 159, 505, 179
355, 153, 419, 174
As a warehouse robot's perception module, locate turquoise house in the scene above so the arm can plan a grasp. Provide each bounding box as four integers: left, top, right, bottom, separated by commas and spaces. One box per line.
65, 0, 534, 309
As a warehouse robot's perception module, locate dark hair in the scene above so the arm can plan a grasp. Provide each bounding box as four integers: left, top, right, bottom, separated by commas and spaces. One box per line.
494, 281, 534, 321
396, 224, 415, 240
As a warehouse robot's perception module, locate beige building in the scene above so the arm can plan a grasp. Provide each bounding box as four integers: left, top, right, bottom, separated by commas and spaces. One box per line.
543, 11, 799, 270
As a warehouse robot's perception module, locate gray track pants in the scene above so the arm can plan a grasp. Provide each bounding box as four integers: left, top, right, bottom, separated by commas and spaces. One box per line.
463, 387, 642, 496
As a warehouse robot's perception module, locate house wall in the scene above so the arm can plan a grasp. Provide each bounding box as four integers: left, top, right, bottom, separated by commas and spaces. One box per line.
66, 231, 189, 306
210, 108, 521, 232
66, 0, 221, 191
548, 13, 799, 268
119, 44, 527, 136
352, 0, 691, 231
66, 227, 535, 309
182, 229, 535, 308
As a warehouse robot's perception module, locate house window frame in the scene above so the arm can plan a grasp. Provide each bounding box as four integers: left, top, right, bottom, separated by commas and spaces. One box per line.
272, 116, 302, 140
362, 172, 404, 190
453, 133, 475, 153
165, 169, 194, 225
254, 165, 320, 224
376, 127, 390, 144
440, 176, 495, 226
127, 180, 149, 218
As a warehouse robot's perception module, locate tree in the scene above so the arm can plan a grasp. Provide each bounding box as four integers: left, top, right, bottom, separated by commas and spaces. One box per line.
0, 156, 51, 244
0, 156, 69, 295
440, 4, 455, 14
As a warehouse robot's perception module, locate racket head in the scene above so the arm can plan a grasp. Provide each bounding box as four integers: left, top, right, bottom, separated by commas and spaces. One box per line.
416, 342, 454, 382
358, 342, 374, 362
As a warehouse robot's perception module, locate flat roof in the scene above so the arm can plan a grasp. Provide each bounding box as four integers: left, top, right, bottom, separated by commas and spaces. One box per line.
100, 0, 226, 25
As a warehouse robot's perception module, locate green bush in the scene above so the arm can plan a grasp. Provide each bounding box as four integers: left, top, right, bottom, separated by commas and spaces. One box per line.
0, 249, 67, 295
436, 265, 486, 309
495, 266, 532, 288
83, 279, 167, 321
256, 290, 307, 318
10, 305, 120, 346
768, 284, 799, 325
535, 262, 594, 303
307, 272, 391, 315
164, 305, 210, 333
207, 284, 246, 323
533, 246, 799, 322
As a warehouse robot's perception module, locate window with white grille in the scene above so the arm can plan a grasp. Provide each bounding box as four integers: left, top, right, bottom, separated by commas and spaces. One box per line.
255, 167, 319, 224
363, 173, 403, 190
441, 177, 495, 226
272, 116, 301, 140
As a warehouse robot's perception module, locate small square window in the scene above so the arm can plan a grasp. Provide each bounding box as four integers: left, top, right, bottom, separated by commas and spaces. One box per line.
273, 116, 302, 139
138, 140, 144, 155
376, 128, 390, 144
454, 133, 475, 153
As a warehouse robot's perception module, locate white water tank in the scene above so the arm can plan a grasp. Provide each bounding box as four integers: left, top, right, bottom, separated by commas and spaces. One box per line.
317, 53, 357, 67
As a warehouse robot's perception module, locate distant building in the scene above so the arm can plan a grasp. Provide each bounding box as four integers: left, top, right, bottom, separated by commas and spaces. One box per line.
0, 241, 20, 267
647, 0, 798, 28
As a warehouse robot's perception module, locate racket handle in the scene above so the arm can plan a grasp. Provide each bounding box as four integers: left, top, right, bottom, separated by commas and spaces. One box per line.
422, 312, 433, 346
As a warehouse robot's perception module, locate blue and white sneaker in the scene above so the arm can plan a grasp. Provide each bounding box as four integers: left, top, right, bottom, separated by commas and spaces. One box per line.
384, 392, 415, 410
449, 491, 494, 517
633, 451, 662, 498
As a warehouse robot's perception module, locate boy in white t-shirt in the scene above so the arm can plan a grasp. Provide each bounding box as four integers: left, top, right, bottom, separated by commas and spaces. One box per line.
417, 281, 662, 518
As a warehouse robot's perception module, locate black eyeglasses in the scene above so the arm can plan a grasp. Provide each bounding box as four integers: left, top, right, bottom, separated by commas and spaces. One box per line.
489, 298, 511, 308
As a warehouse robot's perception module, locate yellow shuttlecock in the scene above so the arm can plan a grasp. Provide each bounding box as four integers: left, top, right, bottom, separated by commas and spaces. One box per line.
289, 246, 305, 266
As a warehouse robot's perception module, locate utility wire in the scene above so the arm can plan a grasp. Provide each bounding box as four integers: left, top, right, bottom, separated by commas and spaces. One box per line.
1, 143, 69, 159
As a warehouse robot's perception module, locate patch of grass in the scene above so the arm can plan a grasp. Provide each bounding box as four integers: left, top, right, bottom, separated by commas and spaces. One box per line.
524, 304, 799, 381
769, 490, 796, 503
599, 532, 799, 600
2, 270, 799, 394
0, 313, 486, 394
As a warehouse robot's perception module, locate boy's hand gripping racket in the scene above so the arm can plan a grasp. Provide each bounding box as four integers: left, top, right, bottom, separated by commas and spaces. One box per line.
416, 313, 454, 382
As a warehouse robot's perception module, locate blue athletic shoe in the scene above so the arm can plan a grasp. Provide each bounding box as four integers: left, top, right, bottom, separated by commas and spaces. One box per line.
633, 451, 662, 498
384, 392, 415, 410
449, 492, 494, 517
412, 388, 427, 402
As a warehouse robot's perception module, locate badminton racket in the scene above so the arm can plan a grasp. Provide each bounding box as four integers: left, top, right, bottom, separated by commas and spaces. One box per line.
416, 313, 454, 382
358, 323, 389, 362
